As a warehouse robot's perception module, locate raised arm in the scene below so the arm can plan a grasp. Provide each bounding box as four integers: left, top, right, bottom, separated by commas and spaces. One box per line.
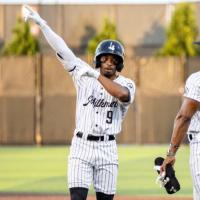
23, 5, 77, 71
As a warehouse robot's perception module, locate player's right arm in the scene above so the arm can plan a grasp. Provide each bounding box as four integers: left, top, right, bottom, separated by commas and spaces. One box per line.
22, 5, 78, 72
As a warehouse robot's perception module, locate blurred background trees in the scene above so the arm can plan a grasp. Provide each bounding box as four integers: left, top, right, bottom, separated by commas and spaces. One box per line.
157, 2, 200, 57
86, 18, 121, 56
1, 17, 40, 56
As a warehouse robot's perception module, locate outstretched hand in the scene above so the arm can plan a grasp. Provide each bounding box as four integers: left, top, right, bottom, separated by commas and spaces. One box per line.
22, 5, 46, 26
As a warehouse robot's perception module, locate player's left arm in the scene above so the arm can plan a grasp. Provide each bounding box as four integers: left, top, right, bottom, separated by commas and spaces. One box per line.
98, 75, 135, 102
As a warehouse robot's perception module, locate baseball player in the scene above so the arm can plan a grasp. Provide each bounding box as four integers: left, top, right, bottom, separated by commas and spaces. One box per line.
23, 5, 135, 200
160, 49, 200, 198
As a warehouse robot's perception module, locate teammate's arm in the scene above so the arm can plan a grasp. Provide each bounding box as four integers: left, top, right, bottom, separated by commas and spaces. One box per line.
160, 97, 199, 172
170, 98, 199, 151
98, 75, 130, 102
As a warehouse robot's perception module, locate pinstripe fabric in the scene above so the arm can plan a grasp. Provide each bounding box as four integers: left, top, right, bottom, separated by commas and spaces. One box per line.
66, 58, 136, 137
68, 136, 118, 194
37, 21, 135, 195
60, 57, 135, 194
184, 72, 200, 132
184, 72, 200, 199
189, 142, 200, 199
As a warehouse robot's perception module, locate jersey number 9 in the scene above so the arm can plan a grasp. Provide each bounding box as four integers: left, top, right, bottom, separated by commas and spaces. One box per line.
106, 111, 113, 124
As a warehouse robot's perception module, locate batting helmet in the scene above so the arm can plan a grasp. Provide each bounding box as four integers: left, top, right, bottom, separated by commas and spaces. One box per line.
94, 39, 125, 72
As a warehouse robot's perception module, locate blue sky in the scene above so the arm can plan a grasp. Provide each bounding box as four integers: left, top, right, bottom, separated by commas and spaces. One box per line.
0, 0, 200, 5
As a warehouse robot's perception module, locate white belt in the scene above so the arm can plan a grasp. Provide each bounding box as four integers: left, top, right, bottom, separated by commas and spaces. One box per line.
188, 131, 200, 142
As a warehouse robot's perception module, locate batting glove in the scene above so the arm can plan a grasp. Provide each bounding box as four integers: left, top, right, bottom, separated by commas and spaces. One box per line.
154, 157, 180, 194
155, 172, 170, 188
22, 5, 46, 27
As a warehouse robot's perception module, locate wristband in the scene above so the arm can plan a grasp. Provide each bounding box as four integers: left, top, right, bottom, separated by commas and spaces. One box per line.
166, 149, 176, 157
170, 143, 179, 149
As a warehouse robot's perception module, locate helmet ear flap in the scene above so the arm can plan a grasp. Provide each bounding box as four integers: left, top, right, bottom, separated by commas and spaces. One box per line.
94, 56, 101, 68
95, 61, 101, 68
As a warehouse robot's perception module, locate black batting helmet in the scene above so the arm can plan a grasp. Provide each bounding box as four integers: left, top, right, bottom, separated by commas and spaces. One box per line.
94, 39, 125, 72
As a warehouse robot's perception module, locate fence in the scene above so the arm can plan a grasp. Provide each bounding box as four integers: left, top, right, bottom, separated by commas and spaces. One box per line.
0, 55, 199, 144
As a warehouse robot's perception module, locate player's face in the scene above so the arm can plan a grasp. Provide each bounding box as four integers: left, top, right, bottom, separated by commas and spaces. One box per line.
99, 55, 118, 79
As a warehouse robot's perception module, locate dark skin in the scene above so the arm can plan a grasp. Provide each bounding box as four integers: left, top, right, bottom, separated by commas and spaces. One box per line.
160, 97, 200, 173
97, 54, 130, 102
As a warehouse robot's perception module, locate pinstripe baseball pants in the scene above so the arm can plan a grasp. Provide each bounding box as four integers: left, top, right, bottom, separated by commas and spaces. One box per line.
68, 135, 118, 195
189, 135, 200, 199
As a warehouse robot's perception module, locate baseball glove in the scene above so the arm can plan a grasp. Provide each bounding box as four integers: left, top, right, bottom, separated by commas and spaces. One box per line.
154, 157, 180, 194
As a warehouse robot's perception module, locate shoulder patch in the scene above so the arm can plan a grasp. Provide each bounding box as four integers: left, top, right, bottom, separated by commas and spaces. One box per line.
127, 82, 134, 89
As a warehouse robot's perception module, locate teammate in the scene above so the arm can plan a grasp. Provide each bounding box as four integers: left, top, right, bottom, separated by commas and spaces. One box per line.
160, 55, 200, 198
23, 5, 135, 200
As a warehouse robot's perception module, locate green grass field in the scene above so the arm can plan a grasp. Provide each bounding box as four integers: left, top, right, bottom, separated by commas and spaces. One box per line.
0, 145, 192, 197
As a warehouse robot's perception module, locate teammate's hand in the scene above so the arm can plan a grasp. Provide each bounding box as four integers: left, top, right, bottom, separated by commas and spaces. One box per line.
154, 156, 180, 194
22, 5, 46, 26
155, 172, 169, 188
77, 66, 100, 79
160, 155, 176, 174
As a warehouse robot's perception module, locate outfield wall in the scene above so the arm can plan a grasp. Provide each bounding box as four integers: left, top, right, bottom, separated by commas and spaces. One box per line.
0, 55, 199, 144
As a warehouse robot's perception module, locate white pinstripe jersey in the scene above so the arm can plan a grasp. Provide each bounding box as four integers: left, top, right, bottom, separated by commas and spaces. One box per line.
60, 57, 135, 136
184, 71, 200, 133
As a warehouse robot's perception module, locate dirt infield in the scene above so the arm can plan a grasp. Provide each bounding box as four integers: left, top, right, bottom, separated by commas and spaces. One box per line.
0, 195, 193, 200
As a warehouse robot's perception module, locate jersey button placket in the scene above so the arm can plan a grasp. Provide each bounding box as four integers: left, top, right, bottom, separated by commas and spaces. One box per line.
95, 87, 102, 130
96, 91, 102, 114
